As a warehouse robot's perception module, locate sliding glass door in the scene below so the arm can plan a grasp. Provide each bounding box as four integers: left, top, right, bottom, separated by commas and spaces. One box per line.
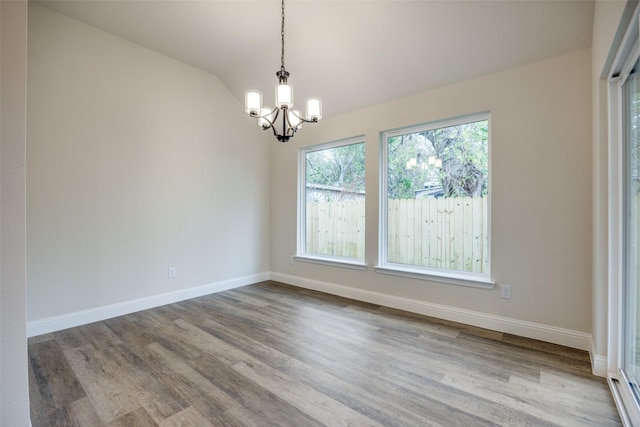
623, 61, 640, 406
608, 6, 640, 424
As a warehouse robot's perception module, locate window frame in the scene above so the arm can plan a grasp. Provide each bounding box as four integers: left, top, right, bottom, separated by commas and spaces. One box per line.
296, 135, 368, 270
606, 5, 640, 424
376, 112, 494, 288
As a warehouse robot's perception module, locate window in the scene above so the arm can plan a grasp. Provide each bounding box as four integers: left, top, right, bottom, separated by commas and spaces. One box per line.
378, 113, 491, 286
297, 136, 366, 268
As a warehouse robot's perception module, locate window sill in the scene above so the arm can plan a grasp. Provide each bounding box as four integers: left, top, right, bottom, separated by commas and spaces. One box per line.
374, 264, 495, 289
294, 255, 368, 271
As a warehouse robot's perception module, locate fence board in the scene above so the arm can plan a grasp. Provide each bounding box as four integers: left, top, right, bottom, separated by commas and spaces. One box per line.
428, 197, 438, 268
306, 197, 488, 273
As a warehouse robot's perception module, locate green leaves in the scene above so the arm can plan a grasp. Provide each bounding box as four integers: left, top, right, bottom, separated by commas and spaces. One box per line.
387, 120, 488, 199
306, 142, 365, 192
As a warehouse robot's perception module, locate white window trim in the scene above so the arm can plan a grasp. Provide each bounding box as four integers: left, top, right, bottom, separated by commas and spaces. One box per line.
377, 112, 492, 288
375, 264, 495, 289
293, 255, 367, 271
297, 135, 367, 268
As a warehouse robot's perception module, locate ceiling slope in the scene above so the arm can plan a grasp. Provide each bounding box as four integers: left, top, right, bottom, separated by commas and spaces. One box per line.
36, 0, 595, 117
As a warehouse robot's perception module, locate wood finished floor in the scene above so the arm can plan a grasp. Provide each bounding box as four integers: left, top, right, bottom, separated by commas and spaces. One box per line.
29, 281, 621, 426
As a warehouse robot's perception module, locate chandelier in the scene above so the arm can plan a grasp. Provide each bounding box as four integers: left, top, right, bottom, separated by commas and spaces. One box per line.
244, 0, 322, 142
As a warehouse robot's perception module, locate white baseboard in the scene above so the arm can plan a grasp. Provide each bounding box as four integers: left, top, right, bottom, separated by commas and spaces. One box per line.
270, 272, 598, 369
27, 272, 269, 337
590, 336, 609, 377
591, 354, 608, 377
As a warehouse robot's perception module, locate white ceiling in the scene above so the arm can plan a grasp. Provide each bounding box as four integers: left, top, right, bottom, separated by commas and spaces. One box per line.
36, 0, 595, 117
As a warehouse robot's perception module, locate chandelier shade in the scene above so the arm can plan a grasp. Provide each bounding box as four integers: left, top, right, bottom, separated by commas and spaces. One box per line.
245, 90, 262, 115
244, 0, 321, 142
306, 98, 322, 120
276, 83, 293, 109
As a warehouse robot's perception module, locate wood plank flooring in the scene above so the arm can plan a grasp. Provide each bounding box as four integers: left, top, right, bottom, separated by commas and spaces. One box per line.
29, 281, 622, 426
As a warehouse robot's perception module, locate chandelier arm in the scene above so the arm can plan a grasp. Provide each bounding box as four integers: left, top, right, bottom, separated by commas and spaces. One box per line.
282, 108, 295, 137
250, 106, 279, 120
288, 109, 320, 124
259, 108, 294, 142
264, 108, 281, 132
275, 108, 292, 142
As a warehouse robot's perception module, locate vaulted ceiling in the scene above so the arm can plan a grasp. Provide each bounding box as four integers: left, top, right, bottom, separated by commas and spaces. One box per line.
36, 0, 595, 117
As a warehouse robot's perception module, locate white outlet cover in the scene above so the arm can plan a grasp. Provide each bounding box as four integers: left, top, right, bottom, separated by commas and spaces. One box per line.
501, 284, 511, 299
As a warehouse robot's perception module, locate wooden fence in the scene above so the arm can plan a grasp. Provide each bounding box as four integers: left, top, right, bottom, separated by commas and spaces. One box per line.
306, 201, 366, 260
306, 196, 488, 273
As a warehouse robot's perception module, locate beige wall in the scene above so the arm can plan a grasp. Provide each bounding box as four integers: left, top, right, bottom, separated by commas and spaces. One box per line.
1, 0, 29, 424
270, 49, 593, 334
26, 4, 270, 321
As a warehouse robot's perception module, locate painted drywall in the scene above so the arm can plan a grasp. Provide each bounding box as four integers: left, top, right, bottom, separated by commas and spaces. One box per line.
270, 48, 593, 334
1, 0, 30, 424
26, 4, 270, 322
591, 0, 629, 372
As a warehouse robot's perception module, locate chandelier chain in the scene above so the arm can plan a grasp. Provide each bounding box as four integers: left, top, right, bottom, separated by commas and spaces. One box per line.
280, 0, 285, 72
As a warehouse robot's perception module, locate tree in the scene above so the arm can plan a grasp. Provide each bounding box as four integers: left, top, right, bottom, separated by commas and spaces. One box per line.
387, 120, 488, 199
306, 143, 365, 195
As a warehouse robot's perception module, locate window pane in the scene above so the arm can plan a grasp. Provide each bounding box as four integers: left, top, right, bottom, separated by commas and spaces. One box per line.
386, 118, 489, 274
624, 64, 640, 401
304, 142, 365, 260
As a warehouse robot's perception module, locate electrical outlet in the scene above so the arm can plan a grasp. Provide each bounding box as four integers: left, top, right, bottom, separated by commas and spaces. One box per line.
168, 267, 177, 279
289, 255, 295, 265
500, 284, 512, 299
